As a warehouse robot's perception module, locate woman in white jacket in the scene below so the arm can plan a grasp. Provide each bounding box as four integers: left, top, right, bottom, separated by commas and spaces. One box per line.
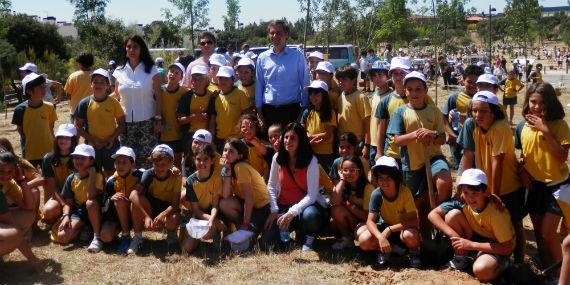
262, 123, 328, 251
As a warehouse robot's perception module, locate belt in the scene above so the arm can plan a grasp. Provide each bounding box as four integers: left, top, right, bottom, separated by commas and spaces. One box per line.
263, 102, 299, 109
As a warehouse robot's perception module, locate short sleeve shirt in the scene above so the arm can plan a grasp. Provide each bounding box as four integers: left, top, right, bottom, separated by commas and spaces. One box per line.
369, 185, 417, 225
300, 109, 337, 155
61, 172, 104, 206
113, 63, 159, 122
232, 162, 270, 208
185, 169, 222, 211
12, 101, 57, 161
42, 153, 73, 189
337, 90, 371, 140
104, 169, 143, 198
160, 86, 188, 142
64, 70, 92, 114
504, 78, 523, 99
1, 179, 21, 204
176, 90, 215, 133
75, 95, 125, 142
208, 87, 252, 139
140, 168, 182, 202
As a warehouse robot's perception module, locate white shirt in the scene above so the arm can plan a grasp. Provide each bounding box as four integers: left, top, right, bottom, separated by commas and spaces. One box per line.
113, 63, 158, 122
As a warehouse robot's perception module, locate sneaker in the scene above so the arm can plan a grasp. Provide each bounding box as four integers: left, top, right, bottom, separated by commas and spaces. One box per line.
127, 235, 143, 255
377, 252, 389, 266
331, 236, 353, 250
302, 235, 315, 251
448, 255, 469, 270
87, 237, 103, 253
117, 235, 131, 254
409, 250, 422, 268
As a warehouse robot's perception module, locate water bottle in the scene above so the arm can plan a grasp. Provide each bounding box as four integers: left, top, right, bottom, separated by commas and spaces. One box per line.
452, 108, 460, 132
280, 229, 291, 243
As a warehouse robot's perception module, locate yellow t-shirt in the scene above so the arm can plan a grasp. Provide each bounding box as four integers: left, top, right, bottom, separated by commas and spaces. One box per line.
237, 83, 255, 107
347, 183, 375, 211
329, 90, 340, 112
337, 90, 371, 140
474, 120, 521, 196
370, 185, 417, 226
232, 162, 270, 208
518, 120, 570, 183
504, 78, 523, 99
185, 169, 222, 211
370, 89, 391, 147
12, 101, 57, 161
75, 95, 125, 142
209, 87, 252, 139
61, 172, 104, 205
64, 70, 92, 114
141, 169, 182, 202
244, 140, 269, 177
455, 92, 473, 115
303, 109, 337, 155
19, 157, 40, 181
160, 86, 188, 142
1, 179, 21, 204
207, 82, 219, 93
106, 169, 142, 198
463, 201, 515, 251
42, 153, 73, 189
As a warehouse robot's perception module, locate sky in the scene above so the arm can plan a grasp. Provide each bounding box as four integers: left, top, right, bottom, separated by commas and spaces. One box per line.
10, 0, 570, 29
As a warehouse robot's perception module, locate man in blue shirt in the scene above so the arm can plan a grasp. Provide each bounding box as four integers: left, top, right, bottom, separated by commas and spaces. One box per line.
255, 20, 309, 128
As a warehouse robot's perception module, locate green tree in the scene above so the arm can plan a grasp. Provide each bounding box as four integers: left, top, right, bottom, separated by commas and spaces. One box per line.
163, 0, 210, 51
68, 0, 110, 23
223, 0, 241, 31
504, 0, 540, 58
0, 0, 10, 10
143, 20, 183, 48
376, 0, 414, 46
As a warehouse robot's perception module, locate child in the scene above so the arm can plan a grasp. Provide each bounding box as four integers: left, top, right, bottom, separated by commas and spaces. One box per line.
181, 143, 225, 254
386, 71, 452, 239
128, 144, 181, 255
267, 124, 282, 152
499, 70, 524, 125
53, 144, 105, 253
0, 138, 43, 196
359, 51, 370, 92
239, 114, 272, 180
442, 65, 483, 170
63, 53, 94, 119
515, 82, 570, 273
100, 147, 142, 254
207, 54, 227, 93
315, 61, 340, 111
177, 65, 214, 167
335, 65, 371, 158
356, 156, 421, 267
528, 63, 543, 83
330, 156, 375, 250
300, 80, 337, 173
74, 68, 125, 178
160, 63, 189, 169
179, 129, 218, 180
219, 139, 270, 237
329, 132, 370, 184
369, 61, 392, 164
470, 90, 526, 263
42, 124, 78, 224
428, 169, 515, 282
0, 153, 43, 271
236, 57, 256, 112
208, 66, 252, 151
11, 72, 57, 167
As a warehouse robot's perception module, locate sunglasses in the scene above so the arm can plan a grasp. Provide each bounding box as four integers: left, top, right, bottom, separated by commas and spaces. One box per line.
200, 40, 214, 46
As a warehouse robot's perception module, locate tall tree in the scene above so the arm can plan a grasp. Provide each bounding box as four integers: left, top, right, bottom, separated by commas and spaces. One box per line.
376, 0, 414, 46
0, 0, 10, 11
504, 0, 539, 57
223, 0, 241, 31
68, 0, 110, 23
163, 0, 210, 51
143, 20, 183, 48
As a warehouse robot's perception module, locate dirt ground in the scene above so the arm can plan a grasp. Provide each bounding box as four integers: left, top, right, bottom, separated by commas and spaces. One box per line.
0, 59, 569, 284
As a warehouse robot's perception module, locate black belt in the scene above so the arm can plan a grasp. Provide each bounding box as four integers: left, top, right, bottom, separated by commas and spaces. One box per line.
262, 102, 299, 109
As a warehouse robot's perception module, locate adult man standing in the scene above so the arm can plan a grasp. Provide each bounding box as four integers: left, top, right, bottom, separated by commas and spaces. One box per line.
181, 32, 217, 88
255, 20, 309, 128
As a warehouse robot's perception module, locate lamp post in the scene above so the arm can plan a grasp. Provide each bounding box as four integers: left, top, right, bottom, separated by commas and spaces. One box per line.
487, 5, 496, 64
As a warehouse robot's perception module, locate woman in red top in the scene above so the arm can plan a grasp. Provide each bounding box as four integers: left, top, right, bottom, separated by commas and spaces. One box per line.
263, 123, 328, 251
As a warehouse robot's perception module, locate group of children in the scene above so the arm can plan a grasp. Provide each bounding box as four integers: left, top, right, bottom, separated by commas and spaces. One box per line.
2, 52, 570, 284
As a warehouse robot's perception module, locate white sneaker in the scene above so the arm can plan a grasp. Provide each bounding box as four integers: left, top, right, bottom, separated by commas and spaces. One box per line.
448, 255, 469, 270
127, 235, 143, 255
331, 236, 353, 250
87, 237, 103, 253
302, 235, 315, 251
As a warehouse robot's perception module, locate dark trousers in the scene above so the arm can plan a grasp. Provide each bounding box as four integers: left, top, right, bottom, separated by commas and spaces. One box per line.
261, 103, 302, 129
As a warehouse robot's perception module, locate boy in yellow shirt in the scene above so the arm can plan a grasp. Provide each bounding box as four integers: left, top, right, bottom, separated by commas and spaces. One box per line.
236, 57, 256, 113
498, 70, 524, 125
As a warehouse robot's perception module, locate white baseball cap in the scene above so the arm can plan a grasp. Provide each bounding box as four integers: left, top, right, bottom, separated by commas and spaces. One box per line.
209, 54, 227, 67
151, 144, 174, 158
168, 62, 186, 76
21, 72, 42, 94
55, 123, 77, 137
315, 61, 334, 74
477, 73, 498, 85
484, 66, 492, 74
308, 51, 324, 60
371, 156, 400, 172
108, 60, 116, 66
91, 68, 109, 79
191, 65, 209, 75
71, 144, 96, 158
155, 57, 164, 64
237, 57, 255, 68
458, 168, 488, 187
305, 80, 329, 93
403, 71, 427, 85
244, 51, 256, 59
111, 146, 137, 162
389, 57, 412, 74
472, 90, 499, 106
19, 63, 37, 73
371, 60, 389, 71
476, 61, 486, 67
216, 66, 235, 78
192, 129, 213, 143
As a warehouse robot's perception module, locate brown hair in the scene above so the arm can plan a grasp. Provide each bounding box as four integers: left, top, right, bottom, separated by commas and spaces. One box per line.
522, 82, 565, 121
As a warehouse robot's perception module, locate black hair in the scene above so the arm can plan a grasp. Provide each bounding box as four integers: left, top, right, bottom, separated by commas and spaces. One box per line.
308, 88, 333, 123
75, 53, 94, 68
523, 82, 565, 121
372, 165, 403, 188
200, 31, 217, 44
489, 103, 505, 121
360, 51, 367, 57
367, 48, 375, 53
276, 123, 314, 169
368, 68, 389, 78
463, 65, 483, 78
335, 65, 358, 80
51, 135, 78, 170
122, 35, 154, 74
338, 132, 358, 147
25, 75, 46, 94
194, 143, 216, 159
340, 155, 369, 199
238, 113, 262, 139
0, 152, 17, 166
226, 138, 249, 163
0, 137, 15, 154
